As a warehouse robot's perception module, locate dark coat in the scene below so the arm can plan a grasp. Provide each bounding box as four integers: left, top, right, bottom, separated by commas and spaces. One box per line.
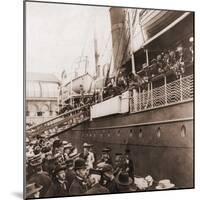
117, 184, 137, 193
86, 183, 109, 195
28, 171, 52, 197
69, 176, 88, 196
104, 178, 118, 193
65, 169, 76, 187
79, 152, 89, 160
47, 179, 69, 197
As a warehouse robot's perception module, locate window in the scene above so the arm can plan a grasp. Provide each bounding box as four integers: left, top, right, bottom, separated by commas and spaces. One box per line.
181, 125, 186, 137
139, 128, 143, 138
156, 127, 161, 138
37, 111, 43, 116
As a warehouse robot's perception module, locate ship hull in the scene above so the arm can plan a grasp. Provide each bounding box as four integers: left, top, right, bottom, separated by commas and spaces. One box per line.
58, 100, 193, 188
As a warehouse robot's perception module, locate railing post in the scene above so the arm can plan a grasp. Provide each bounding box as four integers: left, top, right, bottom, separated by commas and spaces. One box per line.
164, 76, 167, 105
129, 90, 132, 113
180, 75, 183, 101
150, 82, 153, 108
142, 89, 145, 110
139, 87, 141, 111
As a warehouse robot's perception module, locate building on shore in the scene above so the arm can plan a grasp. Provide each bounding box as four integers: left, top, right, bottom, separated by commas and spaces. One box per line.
26, 72, 60, 126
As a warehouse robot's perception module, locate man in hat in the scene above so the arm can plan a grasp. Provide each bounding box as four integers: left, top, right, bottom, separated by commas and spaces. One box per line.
42, 152, 58, 177
113, 153, 124, 177
69, 158, 88, 196
28, 154, 52, 198
65, 159, 76, 187
80, 143, 90, 160
80, 143, 95, 169
88, 144, 96, 169
115, 171, 136, 193
26, 183, 43, 198
47, 164, 69, 197
100, 164, 118, 193
52, 139, 63, 156
86, 169, 109, 195
96, 147, 113, 166
149, 58, 158, 78
63, 143, 73, 161
124, 149, 134, 178
156, 54, 165, 75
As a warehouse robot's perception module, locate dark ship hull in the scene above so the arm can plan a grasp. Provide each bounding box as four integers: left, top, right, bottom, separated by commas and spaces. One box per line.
58, 100, 193, 188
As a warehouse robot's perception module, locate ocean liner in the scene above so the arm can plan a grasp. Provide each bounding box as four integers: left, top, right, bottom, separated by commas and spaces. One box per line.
26, 7, 194, 189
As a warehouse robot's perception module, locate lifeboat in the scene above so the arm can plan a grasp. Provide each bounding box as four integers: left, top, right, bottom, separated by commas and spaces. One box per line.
62, 73, 94, 101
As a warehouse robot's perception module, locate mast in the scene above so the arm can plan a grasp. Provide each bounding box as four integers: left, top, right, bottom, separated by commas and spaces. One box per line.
94, 29, 100, 77
128, 9, 136, 74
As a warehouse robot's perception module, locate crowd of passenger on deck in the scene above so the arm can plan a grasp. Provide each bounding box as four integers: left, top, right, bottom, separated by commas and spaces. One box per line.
99, 39, 193, 102
26, 136, 159, 198
56, 38, 193, 114
45, 38, 194, 123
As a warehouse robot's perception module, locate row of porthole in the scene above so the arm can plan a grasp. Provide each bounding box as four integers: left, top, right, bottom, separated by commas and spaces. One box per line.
81, 125, 187, 138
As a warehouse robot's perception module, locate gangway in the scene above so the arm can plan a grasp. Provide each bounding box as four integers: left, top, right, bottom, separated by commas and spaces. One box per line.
26, 104, 90, 138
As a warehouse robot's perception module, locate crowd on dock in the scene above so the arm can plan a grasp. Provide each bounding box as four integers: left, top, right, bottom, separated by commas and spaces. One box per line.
26, 135, 175, 198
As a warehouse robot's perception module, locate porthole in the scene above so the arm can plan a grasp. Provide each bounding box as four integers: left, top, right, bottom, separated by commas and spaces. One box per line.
181, 125, 186, 137
139, 128, 143, 138
156, 127, 161, 138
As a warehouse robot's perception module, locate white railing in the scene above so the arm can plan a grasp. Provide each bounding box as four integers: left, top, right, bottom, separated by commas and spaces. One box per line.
130, 74, 193, 113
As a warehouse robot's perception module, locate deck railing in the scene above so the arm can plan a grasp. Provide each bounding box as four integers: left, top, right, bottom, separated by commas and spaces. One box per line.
130, 74, 193, 113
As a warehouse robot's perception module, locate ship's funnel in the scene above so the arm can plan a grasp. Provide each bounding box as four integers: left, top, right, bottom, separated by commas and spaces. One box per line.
110, 8, 127, 76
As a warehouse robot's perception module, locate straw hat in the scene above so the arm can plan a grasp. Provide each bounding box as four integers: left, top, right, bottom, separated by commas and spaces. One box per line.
64, 143, 73, 149
156, 179, 175, 190
29, 154, 42, 167
83, 143, 92, 148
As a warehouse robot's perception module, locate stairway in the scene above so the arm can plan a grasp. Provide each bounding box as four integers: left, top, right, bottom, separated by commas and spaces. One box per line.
26, 104, 90, 138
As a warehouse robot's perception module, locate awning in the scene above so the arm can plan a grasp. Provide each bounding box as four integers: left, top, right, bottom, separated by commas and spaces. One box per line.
143, 12, 191, 47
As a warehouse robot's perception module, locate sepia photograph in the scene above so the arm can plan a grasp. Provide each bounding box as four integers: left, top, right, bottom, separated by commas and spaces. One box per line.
24, 1, 194, 199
